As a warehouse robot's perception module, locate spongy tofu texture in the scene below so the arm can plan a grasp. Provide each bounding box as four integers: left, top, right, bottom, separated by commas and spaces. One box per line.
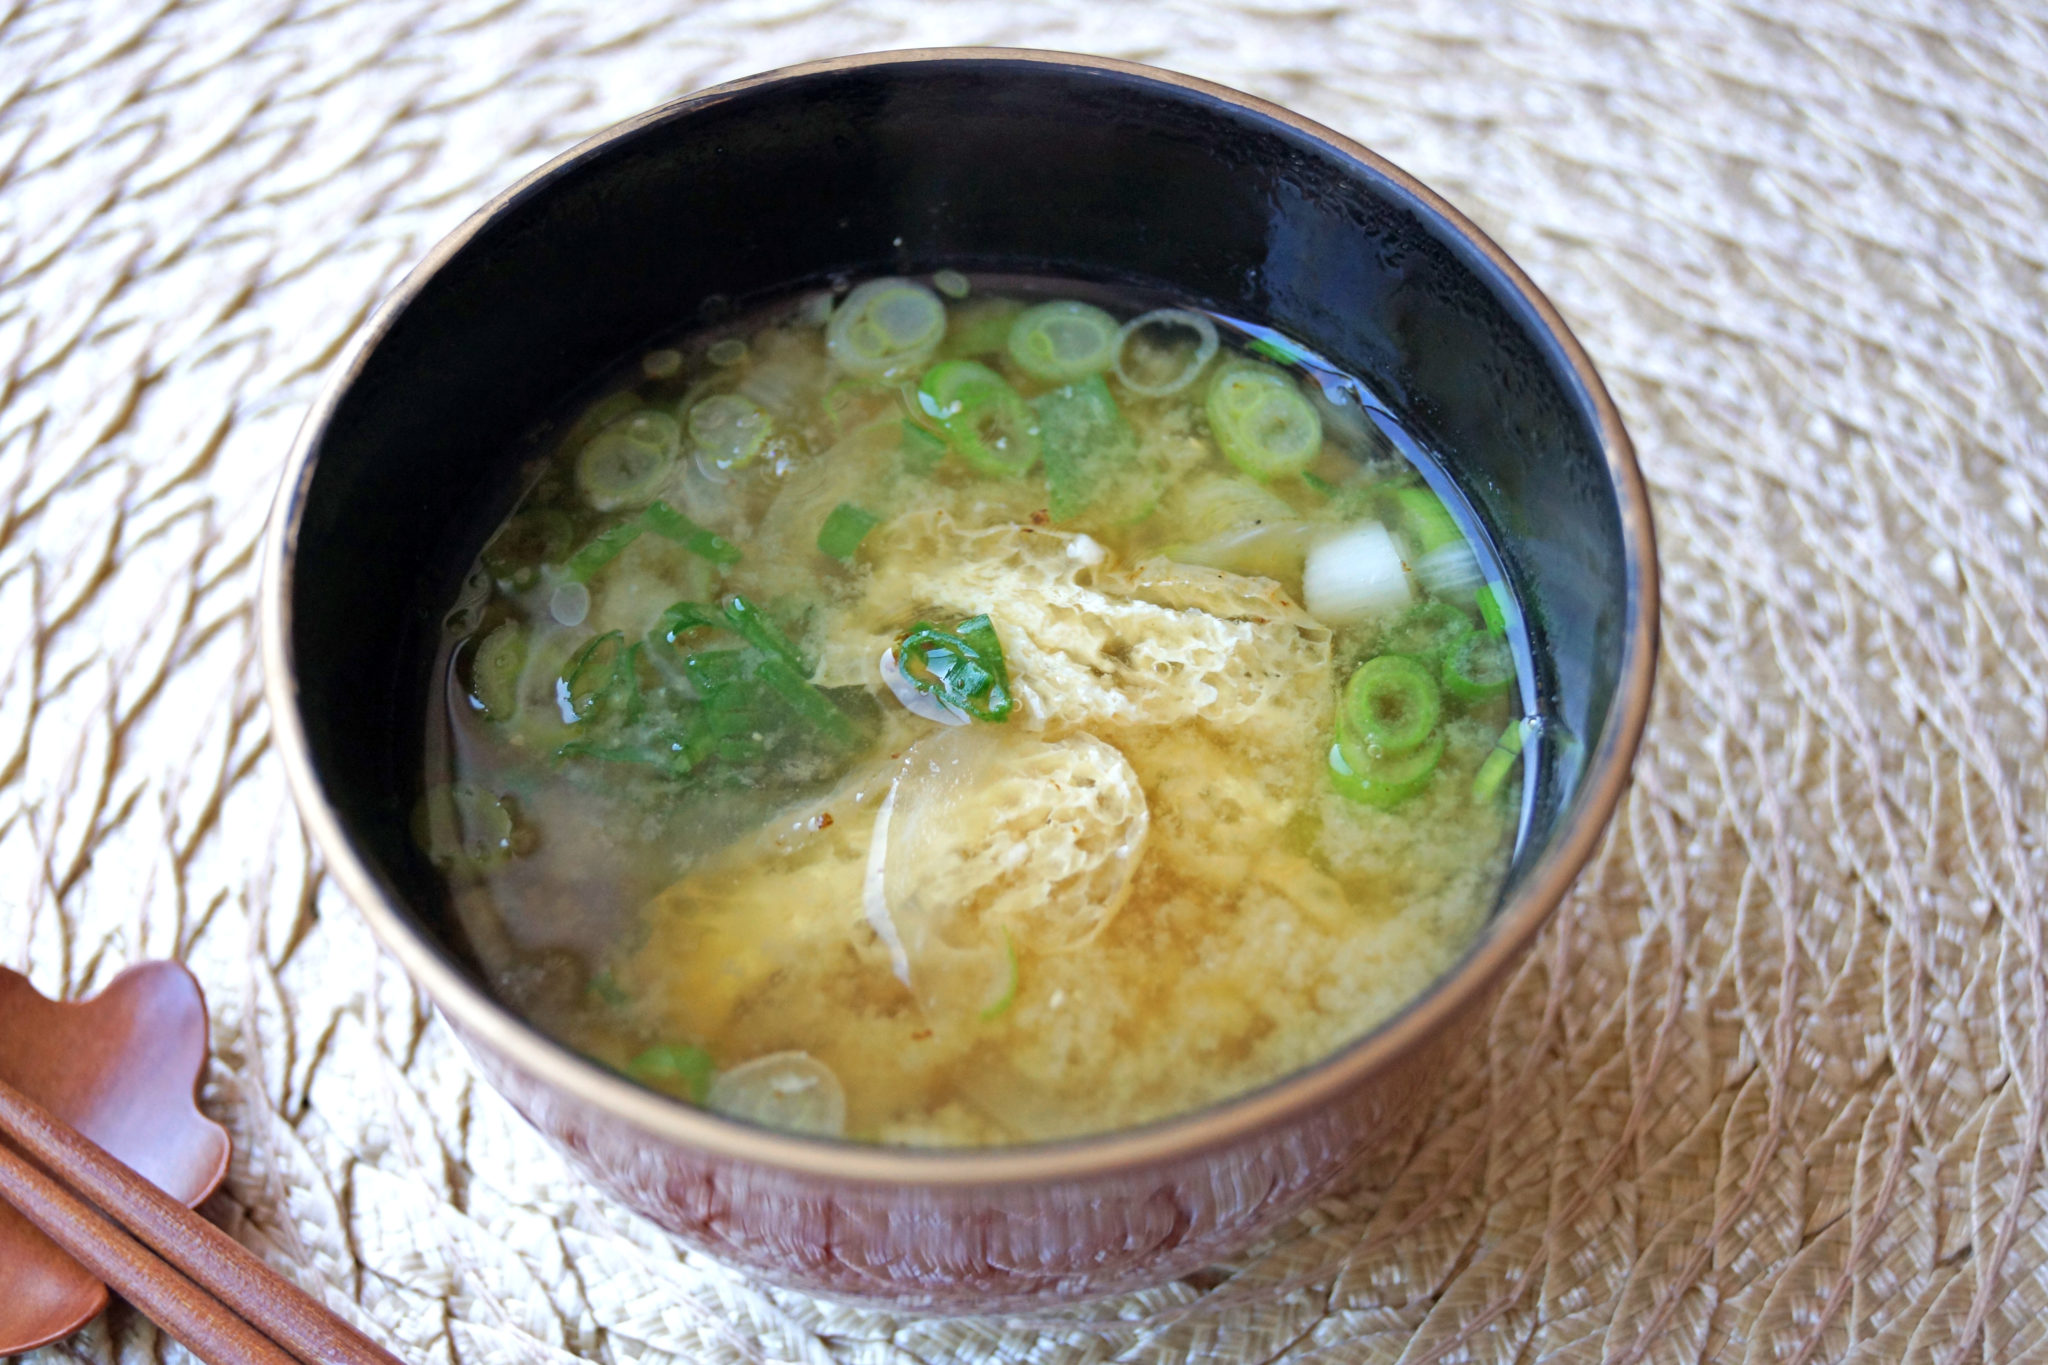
612, 506, 1509, 1143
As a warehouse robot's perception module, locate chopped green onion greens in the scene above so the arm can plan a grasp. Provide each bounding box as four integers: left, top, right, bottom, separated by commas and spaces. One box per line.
1206, 365, 1322, 480
899, 418, 949, 472
979, 930, 1019, 1021
639, 500, 743, 564
897, 614, 1014, 722
1442, 631, 1515, 702
817, 502, 881, 559
720, 595, 807, 672
827, 279, 946, 378
469, 621, 526, 721
1007, 300, 1120, 382
1472, 720, 1526, 803
1328, 730, 1444, 809
1393, 486, 1462, 554
1380, 601, 1474, 670
576, 410, 679, 510
918, 360, 1040, 477
627, 1044, 715, 1103
1341, 654, 1441, 759
686, 393, 772, 470
1033, 375, 1154, 523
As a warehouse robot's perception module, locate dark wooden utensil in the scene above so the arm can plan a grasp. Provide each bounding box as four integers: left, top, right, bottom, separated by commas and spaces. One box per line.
0, 962, 230, 1353
0, 964, 407, 1365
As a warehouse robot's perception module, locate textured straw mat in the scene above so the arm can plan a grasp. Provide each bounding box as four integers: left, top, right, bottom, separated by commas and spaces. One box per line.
3, 1, 2045, 1362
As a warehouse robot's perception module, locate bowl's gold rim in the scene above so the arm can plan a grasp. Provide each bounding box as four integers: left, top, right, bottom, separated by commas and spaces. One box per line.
259, 47, 1659, 1188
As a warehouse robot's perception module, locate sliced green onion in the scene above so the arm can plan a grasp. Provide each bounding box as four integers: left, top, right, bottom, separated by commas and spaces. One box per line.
576, 410, 679, 510
639, 500, 742, 564
1329, 730, 1444, 809
1472, 720, 1526, 802
1246, 334, 1312, 367
1206, 365, 1321, 480
1341, 654, 1441, 759
899, 417, 949, 472
898, 614, 1014, 722
979, 930, 1019, 1022
932, 268, 971, 299
1476, 582, 1517, 636
1443, 630, 1515, 702
564, 521, 645, 582
1380, 601, 1474, 670
416, 781, 520, 867
1033, 374, 1157, 523
469, 621, 526, 721
627, 1044, 715, 1103
654, 599, 723, 644
941, 296, 1025, 359
817, 502, 881, 559
1393, 486, 1462, 553
686, 393, 772, 471
682, 648, 747, 695
1007, 300, 1119, 383
555, 739, 684, 774
917, 360, 1040, 477
706, 337, 748, 367
557, 631, 630, 723
757, 656, 860, 748
720, 595, 807, 672
1113, 309, 1218, 397
567, 390, 641, 446
827, 278, 946, 378
482, 509, 573, 580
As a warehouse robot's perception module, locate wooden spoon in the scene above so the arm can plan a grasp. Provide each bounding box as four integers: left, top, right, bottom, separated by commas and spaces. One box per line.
0, 962, 230, 1353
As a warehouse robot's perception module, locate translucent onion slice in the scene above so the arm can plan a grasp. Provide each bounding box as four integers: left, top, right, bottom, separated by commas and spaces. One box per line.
1007, 300, 1119, 382
1303, 520, 1412, 625
705, 1052, 847, 1137
826, 278, 946, 378
879, 646, 969, 726
1112, 308, 1218, 397
1413, 540, 1485, 597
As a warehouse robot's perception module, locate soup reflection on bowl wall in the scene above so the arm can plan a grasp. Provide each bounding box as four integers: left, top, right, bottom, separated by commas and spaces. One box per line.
262, 50, 1657, 1310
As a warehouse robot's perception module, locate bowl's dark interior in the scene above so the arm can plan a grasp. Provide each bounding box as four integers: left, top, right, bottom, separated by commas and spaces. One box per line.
287, 56, 1632, 988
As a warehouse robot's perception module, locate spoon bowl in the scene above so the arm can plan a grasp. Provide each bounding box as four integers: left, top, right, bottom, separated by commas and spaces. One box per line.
0, 963, 229, 1353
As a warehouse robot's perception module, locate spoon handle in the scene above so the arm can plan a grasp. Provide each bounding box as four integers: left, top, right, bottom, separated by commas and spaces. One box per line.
0, 1137, 298, 1365
0, 1075, 405, 1365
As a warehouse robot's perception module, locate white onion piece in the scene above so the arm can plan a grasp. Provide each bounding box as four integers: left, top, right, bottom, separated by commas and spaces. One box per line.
1413, 540, 1485, 597
1302, 521, 1412, 625
706, 1052, 847, 1138
879, 646, 969, 726
863, 779, 912, 986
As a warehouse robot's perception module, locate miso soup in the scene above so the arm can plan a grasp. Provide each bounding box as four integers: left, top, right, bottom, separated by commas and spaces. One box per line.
421, 274, 1533, 1145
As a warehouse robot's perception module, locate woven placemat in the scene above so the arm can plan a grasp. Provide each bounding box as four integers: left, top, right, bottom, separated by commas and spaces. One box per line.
4, 1, 2043, 1361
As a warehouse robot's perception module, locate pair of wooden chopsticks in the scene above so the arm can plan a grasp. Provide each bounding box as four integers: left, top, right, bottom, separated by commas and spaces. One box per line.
0, 1075, 404, 1365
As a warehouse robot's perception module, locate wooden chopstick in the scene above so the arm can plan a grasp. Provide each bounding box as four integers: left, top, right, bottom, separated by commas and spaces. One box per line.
0, 1137, 299, 1365
0, 1075, 405, 1365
